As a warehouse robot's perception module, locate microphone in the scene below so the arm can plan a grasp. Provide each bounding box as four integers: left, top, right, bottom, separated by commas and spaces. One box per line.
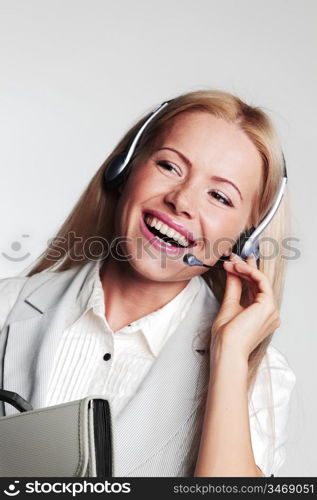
183, 253, 240, 270
183, 253, 213, 268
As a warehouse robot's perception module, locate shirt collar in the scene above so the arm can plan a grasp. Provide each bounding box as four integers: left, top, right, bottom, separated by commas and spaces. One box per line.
80, 258, 204, 357
134, 275, 202, 357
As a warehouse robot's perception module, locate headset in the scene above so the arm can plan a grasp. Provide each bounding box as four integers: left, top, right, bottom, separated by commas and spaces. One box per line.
103, 100, 288, 265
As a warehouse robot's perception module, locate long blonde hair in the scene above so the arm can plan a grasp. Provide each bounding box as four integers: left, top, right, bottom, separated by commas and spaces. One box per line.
26, 89, 290, 405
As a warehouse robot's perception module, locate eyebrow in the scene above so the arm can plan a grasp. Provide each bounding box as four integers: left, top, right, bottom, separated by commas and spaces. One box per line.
156, 146, 244, 201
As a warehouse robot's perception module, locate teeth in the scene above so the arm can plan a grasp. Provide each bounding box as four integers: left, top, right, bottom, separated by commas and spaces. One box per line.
155, 235, 172, 246
145, 214, 191, 247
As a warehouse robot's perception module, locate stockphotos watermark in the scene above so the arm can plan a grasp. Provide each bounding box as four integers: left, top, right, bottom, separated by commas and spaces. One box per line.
1, 231, 300, 267
3, 479, 131, 496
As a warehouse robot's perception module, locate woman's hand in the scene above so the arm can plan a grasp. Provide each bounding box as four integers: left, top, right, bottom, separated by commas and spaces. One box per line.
210, 253, 281, 360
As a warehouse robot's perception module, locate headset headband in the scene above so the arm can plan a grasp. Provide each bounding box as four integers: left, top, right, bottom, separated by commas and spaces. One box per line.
103, 99, 288, 260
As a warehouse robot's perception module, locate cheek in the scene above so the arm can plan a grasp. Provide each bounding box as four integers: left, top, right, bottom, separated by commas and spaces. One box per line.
122, 175, 163, 208
201, 216, 246, 257
114, 177, 156, 234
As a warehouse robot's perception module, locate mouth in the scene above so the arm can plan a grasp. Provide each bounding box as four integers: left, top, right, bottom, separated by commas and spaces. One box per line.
142, 211, 197, 249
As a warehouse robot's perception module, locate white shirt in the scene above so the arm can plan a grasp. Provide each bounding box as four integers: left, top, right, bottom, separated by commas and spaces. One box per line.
0, 260, 296, 476
45, 259, 203, 417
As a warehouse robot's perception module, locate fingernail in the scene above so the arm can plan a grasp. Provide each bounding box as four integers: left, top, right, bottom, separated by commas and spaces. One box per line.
234, 262, 246, 271
230, 252, 241, 261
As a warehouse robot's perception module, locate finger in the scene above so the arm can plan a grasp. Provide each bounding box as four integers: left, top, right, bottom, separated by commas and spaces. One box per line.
227, 253, 259, 305
225, 256, 256, 305
231, 258, 272, 296
246, 256, 258, 302
246, 253, 258, 269
223, 260, 253, 283
230, 252, 256, 268
245, 254, 258, 302
222, 266, 243, 305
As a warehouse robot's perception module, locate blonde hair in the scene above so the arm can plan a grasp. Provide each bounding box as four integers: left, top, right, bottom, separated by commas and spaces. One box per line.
26, 90, 291, 447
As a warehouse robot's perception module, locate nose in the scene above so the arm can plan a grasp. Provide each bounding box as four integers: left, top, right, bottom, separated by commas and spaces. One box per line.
164, 182, 198, 218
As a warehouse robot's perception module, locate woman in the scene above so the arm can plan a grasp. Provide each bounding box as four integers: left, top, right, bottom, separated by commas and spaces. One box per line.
0, 89, 296, 477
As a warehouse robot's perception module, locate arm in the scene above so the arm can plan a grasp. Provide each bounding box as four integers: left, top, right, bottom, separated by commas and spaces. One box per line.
194, 342, 263, 477
194, 252, 280, 477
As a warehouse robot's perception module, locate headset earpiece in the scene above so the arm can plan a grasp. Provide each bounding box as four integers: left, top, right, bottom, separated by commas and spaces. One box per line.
103, 101, 171, 192
234, 227, 260, 261
104, 154, 130, 191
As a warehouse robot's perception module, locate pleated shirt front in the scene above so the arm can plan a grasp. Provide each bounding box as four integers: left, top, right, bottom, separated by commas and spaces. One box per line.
45, 259, 202, 417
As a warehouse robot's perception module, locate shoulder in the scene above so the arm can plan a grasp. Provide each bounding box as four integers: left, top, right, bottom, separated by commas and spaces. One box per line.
0, 263, 90, 331
0, 275, 29, 331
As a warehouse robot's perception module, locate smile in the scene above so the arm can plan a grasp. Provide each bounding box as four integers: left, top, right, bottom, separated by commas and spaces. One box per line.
141, 211, 197, 251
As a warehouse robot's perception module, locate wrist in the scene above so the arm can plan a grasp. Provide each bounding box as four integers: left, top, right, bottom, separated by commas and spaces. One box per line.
209, 340, 249, 392
211, 336, 249, 368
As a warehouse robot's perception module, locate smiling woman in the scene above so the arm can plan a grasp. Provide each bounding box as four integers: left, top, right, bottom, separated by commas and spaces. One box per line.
0, 89, 296, 477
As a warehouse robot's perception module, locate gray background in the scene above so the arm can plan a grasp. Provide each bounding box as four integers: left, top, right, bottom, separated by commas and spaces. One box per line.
0, 0, 316, 476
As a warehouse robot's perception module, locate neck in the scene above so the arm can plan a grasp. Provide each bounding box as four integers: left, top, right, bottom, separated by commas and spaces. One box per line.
99, 256, 190, 332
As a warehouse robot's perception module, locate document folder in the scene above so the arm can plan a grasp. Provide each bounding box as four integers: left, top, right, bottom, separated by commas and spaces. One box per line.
0, 389, 113, 477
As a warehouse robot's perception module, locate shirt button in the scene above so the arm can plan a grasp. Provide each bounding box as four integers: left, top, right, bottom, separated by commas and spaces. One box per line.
103, 353, 111, 361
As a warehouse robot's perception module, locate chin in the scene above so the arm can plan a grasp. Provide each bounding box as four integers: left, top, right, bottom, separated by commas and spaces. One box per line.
124, 248, 181, 282
128, 254, 173, 280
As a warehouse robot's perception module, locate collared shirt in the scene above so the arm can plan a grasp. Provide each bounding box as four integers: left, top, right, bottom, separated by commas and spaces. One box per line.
0, 260, 296, 476
45, 259, 203, 417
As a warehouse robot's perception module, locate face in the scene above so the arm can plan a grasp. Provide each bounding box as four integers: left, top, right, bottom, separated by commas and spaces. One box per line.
113, 110, 263, 282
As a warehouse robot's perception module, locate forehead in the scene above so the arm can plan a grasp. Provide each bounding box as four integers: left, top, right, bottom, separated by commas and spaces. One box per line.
151, 110, 263, 198
155, 111, 260, 162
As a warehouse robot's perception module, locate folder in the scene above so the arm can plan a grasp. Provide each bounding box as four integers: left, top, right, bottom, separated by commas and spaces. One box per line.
0, 389, 113, 477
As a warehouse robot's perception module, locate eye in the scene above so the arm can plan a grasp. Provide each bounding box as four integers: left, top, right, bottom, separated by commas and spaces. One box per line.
156, 160, 180, 175
210, 190, 233, 207
155, 161, 234, 207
